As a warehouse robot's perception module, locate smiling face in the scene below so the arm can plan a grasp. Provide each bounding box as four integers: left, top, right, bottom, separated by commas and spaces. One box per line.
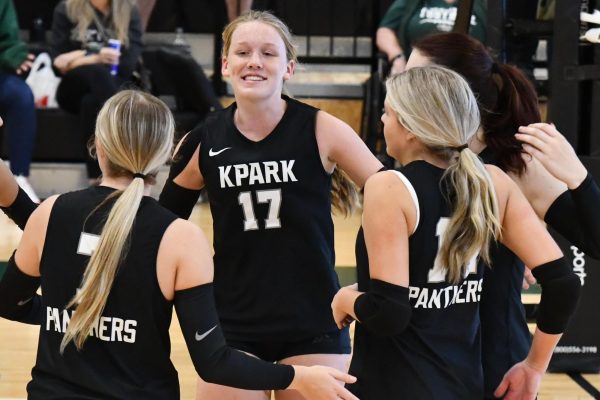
222, 21, 295, 102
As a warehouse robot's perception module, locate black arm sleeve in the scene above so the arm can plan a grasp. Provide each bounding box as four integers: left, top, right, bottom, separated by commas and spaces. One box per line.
531, 257, 581, 334
159, 129, 203, 219
174, 284, 294, 390
354, 279, 411, 336
0, 187, 38, 230
0, 253, 43, 325
544, 173, 600, 259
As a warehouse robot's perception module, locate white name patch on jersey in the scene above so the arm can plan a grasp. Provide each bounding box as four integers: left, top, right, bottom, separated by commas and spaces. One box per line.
218, 160, 297, 188
409, 278, 482, 309
46, 307, 137, 343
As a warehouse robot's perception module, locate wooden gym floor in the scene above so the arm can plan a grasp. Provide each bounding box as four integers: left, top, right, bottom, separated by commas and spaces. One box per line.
0, 202, 599, 399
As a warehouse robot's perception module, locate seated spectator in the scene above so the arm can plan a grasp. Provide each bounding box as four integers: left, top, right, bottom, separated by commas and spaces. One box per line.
225, 0, 253, 22
376, 0, 487, 75
50, 0, 143, 181
0, 0, 39, 202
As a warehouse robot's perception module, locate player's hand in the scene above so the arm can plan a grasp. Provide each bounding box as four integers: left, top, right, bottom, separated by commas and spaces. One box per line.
331, 285, 358, 329
516, 123, 588, 189
288, 365, 359, 400
494, 360, 543, 400
16, 54, 35, 75
522, 267, 536, 290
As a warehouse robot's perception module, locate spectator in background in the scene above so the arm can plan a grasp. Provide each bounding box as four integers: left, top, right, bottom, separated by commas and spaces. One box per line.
0, 0, 39, 202
50, 0, 143, 182
225, 0, 253, 22
376, 0, 487, 75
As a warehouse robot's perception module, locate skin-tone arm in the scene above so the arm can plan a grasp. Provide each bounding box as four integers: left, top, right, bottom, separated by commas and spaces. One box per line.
53, 47, 120, 75
331, 171, 415, 327
376, 27, 406, 75
315, 111, 383, 189
488, 166, 565, 400
516, 123, 588, 190
0, 158, 18, 207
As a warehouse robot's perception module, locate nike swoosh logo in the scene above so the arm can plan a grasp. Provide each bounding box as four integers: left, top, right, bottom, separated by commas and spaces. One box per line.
17, 297, 33, 306
208, 147, 232, 157
195, 325, 218, 341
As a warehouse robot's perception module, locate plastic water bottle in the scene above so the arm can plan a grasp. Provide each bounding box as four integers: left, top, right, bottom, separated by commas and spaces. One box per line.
173, 27, 187, 47
107, 38, 121, 76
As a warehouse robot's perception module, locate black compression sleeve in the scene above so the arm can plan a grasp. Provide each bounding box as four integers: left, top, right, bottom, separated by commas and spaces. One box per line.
159, 129, 203, 219
0, 187, 38, 230
354, 279, 411, 336
531, 257, 581, 334
0, 253, 42, 325
544, 173, 600, 259
159, 180, 201, 219
174, 284, 294, 390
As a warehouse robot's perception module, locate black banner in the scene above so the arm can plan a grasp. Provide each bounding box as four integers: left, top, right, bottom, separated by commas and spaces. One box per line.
548, 156, 600, 373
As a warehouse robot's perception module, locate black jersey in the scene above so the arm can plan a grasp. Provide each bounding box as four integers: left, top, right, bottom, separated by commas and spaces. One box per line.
27, 186, 179, 400
350, 161, 484, 399
196, 96, 339, 342
478, 147, 531, 398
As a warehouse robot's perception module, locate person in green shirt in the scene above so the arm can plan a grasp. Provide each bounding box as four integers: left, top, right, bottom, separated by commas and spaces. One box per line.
376, 0, 487, 75
0, 0, 39, 202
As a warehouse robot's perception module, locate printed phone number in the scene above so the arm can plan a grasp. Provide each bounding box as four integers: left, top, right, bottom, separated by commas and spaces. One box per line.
554, 346, 598, 354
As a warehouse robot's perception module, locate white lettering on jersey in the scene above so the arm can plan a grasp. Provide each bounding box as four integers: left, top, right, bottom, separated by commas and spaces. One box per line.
44, 307, 138, 343
408, 278, 483, 309
218, 160, 297, 188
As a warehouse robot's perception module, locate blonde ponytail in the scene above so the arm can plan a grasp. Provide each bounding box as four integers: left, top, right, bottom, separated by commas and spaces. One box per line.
331, 169, 359, 216
61, 90, 174, 352
386, 66, 501, 284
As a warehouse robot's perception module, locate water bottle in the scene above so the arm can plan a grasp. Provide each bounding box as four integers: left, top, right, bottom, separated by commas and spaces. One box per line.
173, 27, 187, 47
107, 39, 121, 76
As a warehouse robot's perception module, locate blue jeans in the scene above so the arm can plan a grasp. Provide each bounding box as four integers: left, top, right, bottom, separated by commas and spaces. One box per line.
0, 72, 37, 176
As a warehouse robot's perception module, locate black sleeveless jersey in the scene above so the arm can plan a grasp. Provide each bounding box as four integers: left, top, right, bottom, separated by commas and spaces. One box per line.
27, 186, 179, 400
195, 96, 339, 341
350, 161, 484, 399
478, 147, 531, 397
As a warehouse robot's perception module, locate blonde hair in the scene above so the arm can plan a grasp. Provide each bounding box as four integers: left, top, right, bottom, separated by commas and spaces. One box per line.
222, 10, 298, 63
60, 90, 174, 352
66, 0, 135, 46
386, 66, 501, 283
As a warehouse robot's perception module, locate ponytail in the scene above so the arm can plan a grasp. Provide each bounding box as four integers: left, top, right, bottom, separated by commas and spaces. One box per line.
439, 149, 501, 284
331, 168, 359, 216
484, 63, 540, 175
60, 177, 145, 352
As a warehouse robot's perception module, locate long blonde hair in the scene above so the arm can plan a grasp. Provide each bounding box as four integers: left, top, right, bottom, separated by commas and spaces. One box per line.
386, 66, 501, 283
222, 10, 359, 215
66, 0, 135, 46
60, 90, 174, 352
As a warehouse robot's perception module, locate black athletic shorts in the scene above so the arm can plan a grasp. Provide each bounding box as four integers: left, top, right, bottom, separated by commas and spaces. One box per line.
227, 327, 351, 363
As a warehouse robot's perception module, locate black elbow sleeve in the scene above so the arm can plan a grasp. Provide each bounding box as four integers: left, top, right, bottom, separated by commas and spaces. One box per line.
159, 180, 201, 219
174, 284, 294, 390
0, 252, 42, 324
532, 257, 582, 334
0, 187, 38, 230
354, 279, 411, 336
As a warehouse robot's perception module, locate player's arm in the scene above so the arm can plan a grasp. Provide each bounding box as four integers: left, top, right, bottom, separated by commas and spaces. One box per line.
0, 158, 38, 230
516, 123, 600, 258
0, 196, 57, 324
332, 171, 412, 335
159, 221, 358, 399
490, 167, 581, 398
315, 111, 383, 188
159, 129, 205, 219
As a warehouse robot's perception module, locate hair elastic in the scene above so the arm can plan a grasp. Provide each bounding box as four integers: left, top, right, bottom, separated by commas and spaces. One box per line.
132, 173, 146, 180
453, 144, 469, 152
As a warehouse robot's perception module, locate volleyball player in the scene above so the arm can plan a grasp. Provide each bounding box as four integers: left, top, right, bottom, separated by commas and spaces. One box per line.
158, 10, 383, 400
0, 91, 359, 400
405, 32, 600, 397
332, 66, 581, 399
